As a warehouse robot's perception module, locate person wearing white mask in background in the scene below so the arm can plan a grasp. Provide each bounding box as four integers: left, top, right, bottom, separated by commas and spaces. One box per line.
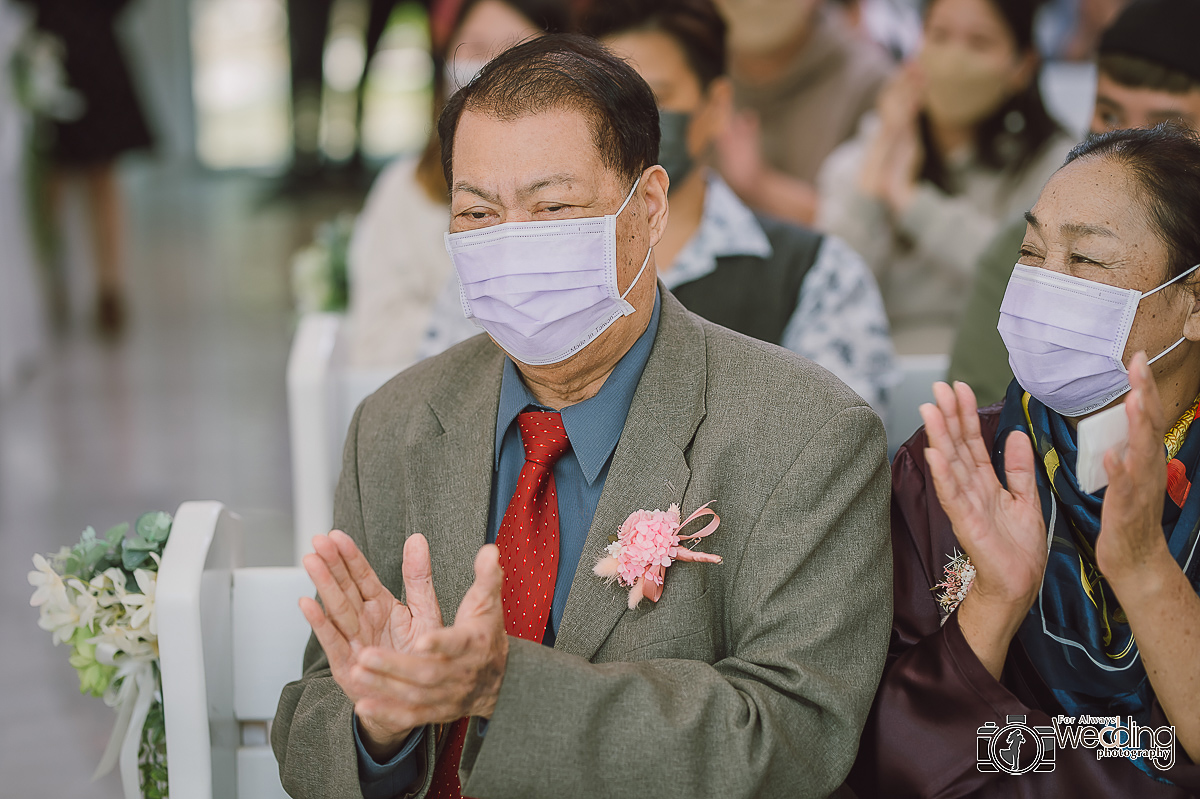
817, 0, 1075, 356
853, 123, 1200, 797
344, 0, 569, 371
569, 0, 897, 414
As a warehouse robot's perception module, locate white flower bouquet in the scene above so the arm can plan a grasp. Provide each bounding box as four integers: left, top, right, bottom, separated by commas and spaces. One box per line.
29, 512, 173, 799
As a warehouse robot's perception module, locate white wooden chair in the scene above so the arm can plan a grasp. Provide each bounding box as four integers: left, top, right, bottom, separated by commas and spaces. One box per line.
287, 313, 394, 563
885, 353, 949, 458
158, 501, 315, 799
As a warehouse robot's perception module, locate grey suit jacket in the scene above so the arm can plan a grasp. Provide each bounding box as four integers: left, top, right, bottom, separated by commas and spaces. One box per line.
273, 289, 893, 799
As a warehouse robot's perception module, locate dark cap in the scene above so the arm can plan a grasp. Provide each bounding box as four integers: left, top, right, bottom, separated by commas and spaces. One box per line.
1099, 0, 1200, 82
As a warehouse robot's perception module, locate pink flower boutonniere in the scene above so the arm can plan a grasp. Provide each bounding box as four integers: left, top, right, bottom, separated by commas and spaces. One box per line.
593, 501, 722, 609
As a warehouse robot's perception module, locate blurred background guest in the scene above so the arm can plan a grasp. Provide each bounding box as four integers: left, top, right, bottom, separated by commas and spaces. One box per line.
836, 0, 923, 61
575, 0, 896, 412
284, 0, 410, 185
949, 0, 1200, 406
16, 0, 154, 337
710, 0, 894, 226
818, 0, 1073, 356
1038, 0, 1131, 62
345, 0, 568, 370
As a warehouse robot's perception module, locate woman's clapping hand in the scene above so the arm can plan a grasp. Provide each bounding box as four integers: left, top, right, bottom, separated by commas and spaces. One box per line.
920, 381, 1048, 677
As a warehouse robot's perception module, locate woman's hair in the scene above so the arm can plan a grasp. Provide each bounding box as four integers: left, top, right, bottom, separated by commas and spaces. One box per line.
919, 0, 1061, 193
1064, 123, 1200, 285
576, 0, 727, 89
415, 0, 572, 202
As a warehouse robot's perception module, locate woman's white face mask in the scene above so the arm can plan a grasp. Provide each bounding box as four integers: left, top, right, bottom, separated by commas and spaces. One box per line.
998, 262, 1200, 416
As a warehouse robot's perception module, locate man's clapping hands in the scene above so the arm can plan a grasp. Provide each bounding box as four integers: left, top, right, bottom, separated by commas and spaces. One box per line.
299, 531, 509, 760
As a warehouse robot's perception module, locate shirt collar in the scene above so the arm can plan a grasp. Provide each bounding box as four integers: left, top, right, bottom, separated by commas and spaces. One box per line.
494, 289, 662, 484
661, 171, 773, 290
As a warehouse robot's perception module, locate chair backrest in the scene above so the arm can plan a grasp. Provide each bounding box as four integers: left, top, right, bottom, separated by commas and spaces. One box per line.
159, 501, 314, 799
287, 313, 394, 563
885, 353, 949, 458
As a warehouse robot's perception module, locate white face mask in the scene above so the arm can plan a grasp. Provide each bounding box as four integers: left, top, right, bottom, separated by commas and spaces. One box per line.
444, 178, 651, 366
998, 262, 1200, 417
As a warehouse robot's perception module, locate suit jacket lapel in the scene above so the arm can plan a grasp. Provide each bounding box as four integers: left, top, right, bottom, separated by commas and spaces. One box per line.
403, 344, 504, 622
555, 290, 708, 661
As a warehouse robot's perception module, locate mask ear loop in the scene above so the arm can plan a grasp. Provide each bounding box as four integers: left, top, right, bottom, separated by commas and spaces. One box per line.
620, 247, 652, 305
615, 176, 641, 217
616, 175, 651, 315
1138, 262, 1200, 366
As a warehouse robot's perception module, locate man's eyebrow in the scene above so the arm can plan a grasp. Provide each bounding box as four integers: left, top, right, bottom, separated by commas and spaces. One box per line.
452, 174, 580, 205
453, 182, 501, 204
1024, 211, 1040, 228
518, 174, 577, 197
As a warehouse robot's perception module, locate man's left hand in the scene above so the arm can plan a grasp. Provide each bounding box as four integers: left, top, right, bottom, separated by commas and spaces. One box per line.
347, 543, 510, 733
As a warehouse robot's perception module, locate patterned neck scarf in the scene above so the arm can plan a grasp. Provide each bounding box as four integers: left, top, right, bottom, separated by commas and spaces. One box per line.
993, 380, 1200, 781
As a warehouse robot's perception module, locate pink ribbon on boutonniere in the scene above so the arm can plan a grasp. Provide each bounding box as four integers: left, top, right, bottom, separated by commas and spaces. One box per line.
593, 501, 722, 609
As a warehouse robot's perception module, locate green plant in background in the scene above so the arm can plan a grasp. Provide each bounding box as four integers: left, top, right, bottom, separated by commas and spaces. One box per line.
292, 213, 356, 313
29, 512, 173, 798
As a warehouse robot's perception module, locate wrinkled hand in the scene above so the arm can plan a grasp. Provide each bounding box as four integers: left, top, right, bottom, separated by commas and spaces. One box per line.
299, 532, 507, 757
1097, 352, 1174, 590
921, 381, 1048, 614
349, 545, 508, 736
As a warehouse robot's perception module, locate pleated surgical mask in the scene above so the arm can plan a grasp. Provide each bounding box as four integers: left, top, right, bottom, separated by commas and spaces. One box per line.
444, 178, 651, 365
998, 262, 1200, 416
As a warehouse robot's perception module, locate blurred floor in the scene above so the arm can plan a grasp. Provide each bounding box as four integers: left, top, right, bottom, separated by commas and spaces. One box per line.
0, 160, 354, 795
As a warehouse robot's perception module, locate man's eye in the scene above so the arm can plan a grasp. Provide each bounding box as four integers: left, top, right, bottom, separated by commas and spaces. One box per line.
543, 205, 566, 213
464, 211, 489, 220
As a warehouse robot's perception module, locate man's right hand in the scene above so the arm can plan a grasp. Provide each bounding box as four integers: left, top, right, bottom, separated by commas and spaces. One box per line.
300, 531, 445, 759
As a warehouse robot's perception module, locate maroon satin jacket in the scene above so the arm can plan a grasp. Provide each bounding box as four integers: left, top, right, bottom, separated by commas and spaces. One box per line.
848, 405, 1200, 798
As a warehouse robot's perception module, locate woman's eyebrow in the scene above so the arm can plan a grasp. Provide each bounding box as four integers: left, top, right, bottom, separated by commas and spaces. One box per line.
1024, 211, 1116, 239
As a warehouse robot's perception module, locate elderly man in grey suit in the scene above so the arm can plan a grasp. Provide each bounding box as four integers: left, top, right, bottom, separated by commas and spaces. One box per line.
273, 34, 892, 799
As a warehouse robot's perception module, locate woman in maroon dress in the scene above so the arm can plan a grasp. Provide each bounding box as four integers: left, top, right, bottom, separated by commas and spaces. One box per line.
851, 124, 1200, 797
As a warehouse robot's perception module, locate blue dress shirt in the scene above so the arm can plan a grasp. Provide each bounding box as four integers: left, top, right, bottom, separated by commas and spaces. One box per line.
357, 292, 661, 798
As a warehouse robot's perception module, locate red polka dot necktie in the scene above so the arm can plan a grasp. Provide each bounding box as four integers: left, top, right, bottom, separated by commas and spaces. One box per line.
427, 411, 570, 798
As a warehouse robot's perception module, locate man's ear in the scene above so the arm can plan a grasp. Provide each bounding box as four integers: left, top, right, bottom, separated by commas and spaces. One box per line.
642, 164, 671, 248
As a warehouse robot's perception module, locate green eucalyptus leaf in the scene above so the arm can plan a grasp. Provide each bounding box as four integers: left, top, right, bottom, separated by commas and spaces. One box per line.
122, 547, 151, 571
124, 536, 157, 552
104, 522, 129, 548
135, 512, 172, 544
